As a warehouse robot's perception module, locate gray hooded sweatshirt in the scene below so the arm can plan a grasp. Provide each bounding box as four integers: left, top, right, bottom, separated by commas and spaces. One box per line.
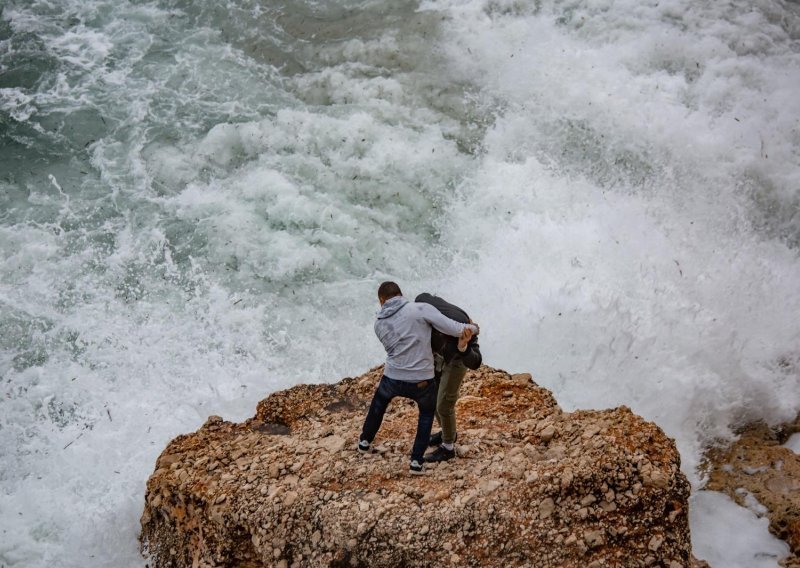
375, 296, 478, 382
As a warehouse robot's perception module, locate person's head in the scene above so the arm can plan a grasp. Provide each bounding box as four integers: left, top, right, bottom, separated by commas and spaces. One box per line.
377, 281, 402, 305
414, 293, 433, 304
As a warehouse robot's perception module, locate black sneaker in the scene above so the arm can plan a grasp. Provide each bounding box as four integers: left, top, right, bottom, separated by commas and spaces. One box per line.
424, 445, 456, 463
357, 438, 371, 453
428, 431, 456, 447
409, 460, 424, 475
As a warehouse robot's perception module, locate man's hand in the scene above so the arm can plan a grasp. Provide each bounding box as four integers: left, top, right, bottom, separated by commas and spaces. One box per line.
458, 327, 474, 352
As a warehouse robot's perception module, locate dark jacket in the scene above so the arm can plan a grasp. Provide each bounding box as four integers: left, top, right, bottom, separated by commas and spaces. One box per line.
414, 293, 482, 370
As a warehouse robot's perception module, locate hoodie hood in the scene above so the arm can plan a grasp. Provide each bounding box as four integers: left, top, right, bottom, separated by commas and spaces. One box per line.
377, 295, 408, 319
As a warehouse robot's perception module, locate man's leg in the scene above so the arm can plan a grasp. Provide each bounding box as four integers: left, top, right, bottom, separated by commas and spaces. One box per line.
360, 375, 396, 446
409, 380, 438, 464
433, 354, 445, 428
437, 360, 467, 445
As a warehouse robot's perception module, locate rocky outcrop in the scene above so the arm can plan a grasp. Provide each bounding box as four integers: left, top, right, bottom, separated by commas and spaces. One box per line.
705, 415, 800, 567
140, 366, 701, 567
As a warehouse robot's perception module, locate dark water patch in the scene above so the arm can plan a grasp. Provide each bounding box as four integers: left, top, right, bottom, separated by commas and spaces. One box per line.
274, 0, 425, 44
0, 18, 58, 90
33, 108, 110, 153
0, 113, 65, 187
12, 348, 49, 372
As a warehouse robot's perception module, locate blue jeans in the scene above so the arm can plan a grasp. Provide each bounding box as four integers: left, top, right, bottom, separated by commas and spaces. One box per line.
360, 375, 437, 463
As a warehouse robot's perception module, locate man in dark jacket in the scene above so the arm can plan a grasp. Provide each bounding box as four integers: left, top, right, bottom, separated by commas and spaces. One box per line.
415, 293, 482, 462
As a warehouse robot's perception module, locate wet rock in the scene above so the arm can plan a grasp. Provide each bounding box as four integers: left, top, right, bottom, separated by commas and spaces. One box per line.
705, 417, 800, 565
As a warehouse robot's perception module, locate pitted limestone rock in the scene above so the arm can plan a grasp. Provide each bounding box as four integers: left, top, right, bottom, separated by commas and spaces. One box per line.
140, 365, 702, 567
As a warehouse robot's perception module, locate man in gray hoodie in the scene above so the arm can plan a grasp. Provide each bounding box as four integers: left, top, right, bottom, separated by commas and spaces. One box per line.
358, 281, 479, 474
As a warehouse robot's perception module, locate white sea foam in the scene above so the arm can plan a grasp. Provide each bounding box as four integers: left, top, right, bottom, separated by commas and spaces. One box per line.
691, 491, 789, 568
1, 0, 799, 566
735, 488, 770, 517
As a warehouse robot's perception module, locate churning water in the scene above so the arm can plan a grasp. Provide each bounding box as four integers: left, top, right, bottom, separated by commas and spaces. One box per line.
1, 0, 799, 565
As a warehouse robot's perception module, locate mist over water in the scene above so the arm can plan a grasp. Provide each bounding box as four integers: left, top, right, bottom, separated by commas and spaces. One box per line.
1, 0, 798, 566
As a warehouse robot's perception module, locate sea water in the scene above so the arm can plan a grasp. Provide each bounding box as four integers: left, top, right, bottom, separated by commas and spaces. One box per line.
1, 0, 798, 566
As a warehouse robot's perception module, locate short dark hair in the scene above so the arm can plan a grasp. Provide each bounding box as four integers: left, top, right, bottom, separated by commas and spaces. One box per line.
378, 281, 402, 301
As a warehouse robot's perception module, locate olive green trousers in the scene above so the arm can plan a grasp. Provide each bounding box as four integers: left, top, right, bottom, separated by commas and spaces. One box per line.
434, 356, 467, 445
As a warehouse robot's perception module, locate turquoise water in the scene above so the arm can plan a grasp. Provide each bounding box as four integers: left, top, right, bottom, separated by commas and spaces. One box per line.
1, 0, 799, 565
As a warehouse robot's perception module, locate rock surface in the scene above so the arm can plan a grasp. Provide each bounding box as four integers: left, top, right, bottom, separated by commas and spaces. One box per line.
140, 366, 703, 567
705, 415, 800, 567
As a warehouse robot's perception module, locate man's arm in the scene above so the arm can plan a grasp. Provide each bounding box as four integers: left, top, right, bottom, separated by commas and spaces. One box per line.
460, 337, 482, 370
457, 327, 482, 370
419, 303, 478, 337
